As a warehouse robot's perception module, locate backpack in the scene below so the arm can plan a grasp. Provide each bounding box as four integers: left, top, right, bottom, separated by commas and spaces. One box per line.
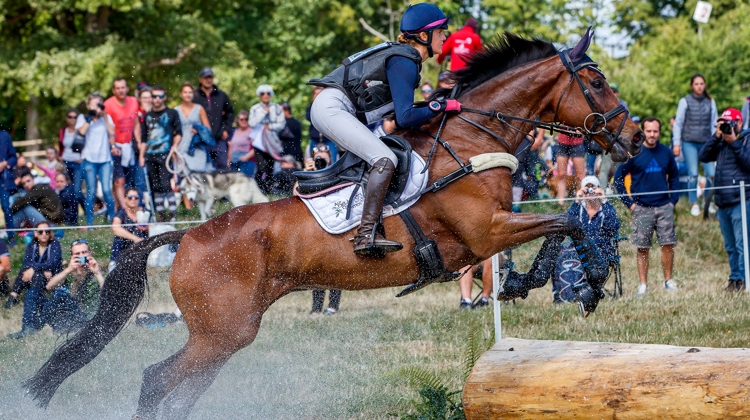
552, 240, 587, 302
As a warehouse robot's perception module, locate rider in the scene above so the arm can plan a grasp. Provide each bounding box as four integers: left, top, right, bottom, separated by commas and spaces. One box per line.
309, 3, 462, 257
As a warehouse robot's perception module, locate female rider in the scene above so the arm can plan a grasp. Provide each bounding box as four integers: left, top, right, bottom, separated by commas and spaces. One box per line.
309, 3, 461, 257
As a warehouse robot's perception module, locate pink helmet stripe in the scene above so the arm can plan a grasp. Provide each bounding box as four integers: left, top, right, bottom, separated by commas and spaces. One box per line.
402, 18, 448, 35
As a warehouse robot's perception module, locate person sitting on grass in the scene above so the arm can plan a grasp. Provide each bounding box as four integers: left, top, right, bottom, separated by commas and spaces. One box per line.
110, 187, 149, 272
4, 221, 63, 311
7, 238, 104, 339
55, 172, 81, 226
10, 171, 64, 229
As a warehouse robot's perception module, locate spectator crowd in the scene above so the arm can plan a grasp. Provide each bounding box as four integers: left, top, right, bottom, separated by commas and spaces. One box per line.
1, 27, 749, 332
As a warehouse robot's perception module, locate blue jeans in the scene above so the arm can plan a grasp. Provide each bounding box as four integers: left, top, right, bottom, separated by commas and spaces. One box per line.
586, 153, 597, 175
12, 205, 46, 228
22, 287, 86, 332
231, 152, 256, 178
82, 160, 115, 224
717, 203, 750, 281
0, 182, 13, 238
682, 142, 715, 203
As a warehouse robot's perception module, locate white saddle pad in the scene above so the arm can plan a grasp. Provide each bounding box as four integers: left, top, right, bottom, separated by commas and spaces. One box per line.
298, 152, 428, 234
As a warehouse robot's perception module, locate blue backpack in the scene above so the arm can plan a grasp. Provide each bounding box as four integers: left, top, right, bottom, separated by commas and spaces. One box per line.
552, 240, 587, 302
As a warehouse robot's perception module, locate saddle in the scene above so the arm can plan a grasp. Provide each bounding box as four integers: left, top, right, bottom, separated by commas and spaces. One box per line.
294, 135, 412, 204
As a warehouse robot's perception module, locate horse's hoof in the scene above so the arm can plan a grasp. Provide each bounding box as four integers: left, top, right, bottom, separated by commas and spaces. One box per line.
496, 271, 529, 301
574, 283, 604, 317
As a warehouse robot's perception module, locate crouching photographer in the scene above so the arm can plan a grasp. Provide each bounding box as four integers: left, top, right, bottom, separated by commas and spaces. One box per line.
304, 144, 332, 171
699, 108, 750, 292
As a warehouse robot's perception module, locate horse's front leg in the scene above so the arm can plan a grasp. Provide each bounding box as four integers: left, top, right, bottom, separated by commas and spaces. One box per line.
480, 210, 608, 315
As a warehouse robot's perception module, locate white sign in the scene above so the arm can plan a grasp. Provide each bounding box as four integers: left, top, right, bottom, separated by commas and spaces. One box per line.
693, 1, 712, 24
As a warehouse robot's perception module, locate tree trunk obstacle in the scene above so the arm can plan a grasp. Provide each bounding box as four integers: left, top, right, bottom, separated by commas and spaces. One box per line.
464, 338, 750, 419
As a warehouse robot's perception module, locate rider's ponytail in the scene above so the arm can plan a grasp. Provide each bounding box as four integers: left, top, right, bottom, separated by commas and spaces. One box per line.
398, 33, 419, 47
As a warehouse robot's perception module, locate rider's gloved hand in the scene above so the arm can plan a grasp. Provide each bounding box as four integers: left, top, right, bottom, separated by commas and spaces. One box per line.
428, 97, 462, 113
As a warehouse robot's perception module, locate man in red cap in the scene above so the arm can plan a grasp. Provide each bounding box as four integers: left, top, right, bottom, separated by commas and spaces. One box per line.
700, 108, 750, 292
437, 17, 483, 71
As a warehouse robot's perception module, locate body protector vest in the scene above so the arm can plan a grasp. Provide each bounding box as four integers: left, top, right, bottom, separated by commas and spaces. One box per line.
309, 43, 422, 124
682, 94, 712, 144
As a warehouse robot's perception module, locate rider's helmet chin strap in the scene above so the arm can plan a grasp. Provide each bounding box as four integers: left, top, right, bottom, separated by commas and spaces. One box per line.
413, 32, 434, 57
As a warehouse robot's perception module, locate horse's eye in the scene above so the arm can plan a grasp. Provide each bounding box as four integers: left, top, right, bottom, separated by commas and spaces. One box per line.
592, 80, 603, 89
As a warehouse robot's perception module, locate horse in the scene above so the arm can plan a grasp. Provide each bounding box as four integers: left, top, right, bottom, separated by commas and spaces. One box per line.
23, 31, 644, 419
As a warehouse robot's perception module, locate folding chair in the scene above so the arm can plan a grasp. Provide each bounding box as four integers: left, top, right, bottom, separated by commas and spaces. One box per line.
603, 232, 627, 299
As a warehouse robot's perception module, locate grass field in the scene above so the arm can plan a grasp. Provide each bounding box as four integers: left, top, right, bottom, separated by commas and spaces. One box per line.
0, 196, 747, 419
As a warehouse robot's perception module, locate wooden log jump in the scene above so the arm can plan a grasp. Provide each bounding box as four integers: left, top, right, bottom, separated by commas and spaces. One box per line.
463, 337, 750, 419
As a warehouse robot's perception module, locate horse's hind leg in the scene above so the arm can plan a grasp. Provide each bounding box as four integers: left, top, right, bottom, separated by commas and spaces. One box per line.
134, 314, 262, 420
161, 361, 225, 420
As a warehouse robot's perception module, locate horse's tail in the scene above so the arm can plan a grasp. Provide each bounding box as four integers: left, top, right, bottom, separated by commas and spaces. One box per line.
23, 229, 189, 408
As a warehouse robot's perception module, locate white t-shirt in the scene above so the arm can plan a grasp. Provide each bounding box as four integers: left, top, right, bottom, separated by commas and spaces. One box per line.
61, 128, 82, 162
76, 114, 113, 163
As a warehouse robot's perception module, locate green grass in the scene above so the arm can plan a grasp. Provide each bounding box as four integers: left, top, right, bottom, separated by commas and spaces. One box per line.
0, 196, 746, 419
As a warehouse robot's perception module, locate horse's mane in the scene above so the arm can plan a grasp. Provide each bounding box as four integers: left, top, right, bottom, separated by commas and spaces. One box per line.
433, 32, 558, 99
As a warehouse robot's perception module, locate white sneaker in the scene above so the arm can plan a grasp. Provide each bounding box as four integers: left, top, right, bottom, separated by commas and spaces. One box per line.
709, 202, 718, 216
665, 279, 678, 291
690, 203, 700, 217
636, 283, 648, 296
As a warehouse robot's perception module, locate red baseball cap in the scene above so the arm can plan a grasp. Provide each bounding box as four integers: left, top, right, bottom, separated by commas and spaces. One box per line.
717, 108, 742, 122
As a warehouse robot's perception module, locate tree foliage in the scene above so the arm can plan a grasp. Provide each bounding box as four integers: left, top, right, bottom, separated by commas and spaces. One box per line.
602, 3, 750, 138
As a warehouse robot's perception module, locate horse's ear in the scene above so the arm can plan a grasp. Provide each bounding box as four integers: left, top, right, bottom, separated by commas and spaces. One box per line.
570, 27, 594, 61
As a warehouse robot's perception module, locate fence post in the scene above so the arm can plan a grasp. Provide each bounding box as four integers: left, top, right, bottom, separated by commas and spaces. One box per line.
741, 182, 749, 292
492, 253, 502, 342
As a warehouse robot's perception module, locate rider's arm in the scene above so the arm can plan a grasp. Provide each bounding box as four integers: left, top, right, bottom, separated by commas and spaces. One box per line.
386, 56, 439, 128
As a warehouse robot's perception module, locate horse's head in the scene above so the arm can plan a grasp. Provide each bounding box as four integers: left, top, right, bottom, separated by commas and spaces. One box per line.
551, 29, 644, 161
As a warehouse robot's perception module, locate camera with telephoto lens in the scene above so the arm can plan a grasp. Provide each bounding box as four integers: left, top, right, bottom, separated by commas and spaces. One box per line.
720, 121, 737, 135
314, 156, 327, 170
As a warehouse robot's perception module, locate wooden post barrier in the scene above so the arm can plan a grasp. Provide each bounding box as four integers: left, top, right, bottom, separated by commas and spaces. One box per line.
464, 338, 750, 419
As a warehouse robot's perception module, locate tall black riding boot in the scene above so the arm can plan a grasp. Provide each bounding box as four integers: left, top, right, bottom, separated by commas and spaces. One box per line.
353, 158, 403, 258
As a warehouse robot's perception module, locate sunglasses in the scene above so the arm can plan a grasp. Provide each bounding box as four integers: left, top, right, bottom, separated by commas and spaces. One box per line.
259, 92, 271, 96
37, 230, 51, 235
238, 117, 248, 121
66, 115, 77, 119
313, 144, 330, 154
153, 94, 166, 99
127, 195, 140, 200
71, 238, 88, 247
421, 87, 433, 93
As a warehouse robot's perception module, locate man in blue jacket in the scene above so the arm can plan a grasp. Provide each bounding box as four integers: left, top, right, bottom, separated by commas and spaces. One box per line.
0, 130, 17, 244
699, 108, 750, 292
615, 117, 680, 296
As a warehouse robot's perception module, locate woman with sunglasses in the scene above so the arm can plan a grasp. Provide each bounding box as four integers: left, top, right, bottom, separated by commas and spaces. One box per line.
176, 82, 214, 173
110, 188, 149, 272
4, 222, 63, 310
309, 3, 459, 257
248, 84, 286, 194
229, 110, 256, 178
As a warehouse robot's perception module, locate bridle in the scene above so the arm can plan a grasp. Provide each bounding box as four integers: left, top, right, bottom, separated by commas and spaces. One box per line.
422, 50, 630, 173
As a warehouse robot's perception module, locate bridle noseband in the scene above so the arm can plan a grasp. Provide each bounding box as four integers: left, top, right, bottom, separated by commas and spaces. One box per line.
556, 50, 629, 153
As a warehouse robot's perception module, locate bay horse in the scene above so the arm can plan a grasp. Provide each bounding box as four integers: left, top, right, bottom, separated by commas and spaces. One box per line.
24, 32, 643, 419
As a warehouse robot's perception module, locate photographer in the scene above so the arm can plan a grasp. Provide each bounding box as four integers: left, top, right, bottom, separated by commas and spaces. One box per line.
304, 144, 332, 172
76, 92, 116, 224
304, 144, 342, 315
699, 108, 750, 292
8, 239, 105, 339
570, 176, 620, 262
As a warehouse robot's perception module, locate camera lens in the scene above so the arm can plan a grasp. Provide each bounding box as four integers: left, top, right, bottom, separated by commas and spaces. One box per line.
720, 123, 732, 134
314, 157, 326, 170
